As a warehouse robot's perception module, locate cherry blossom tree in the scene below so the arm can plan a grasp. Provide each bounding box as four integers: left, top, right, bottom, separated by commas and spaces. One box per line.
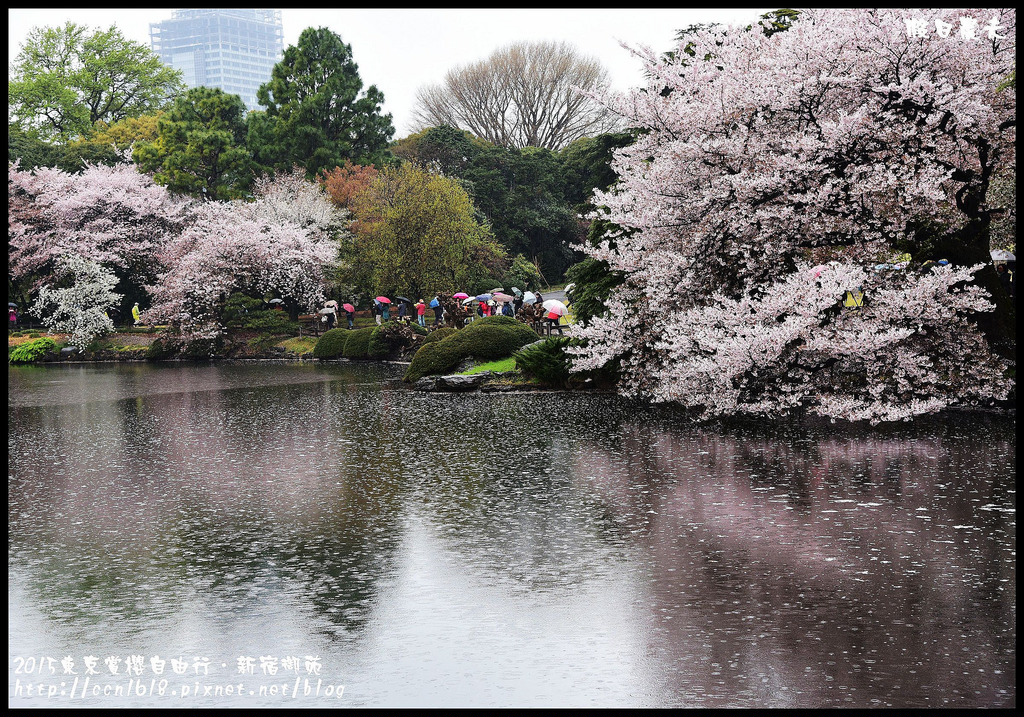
568, 8, 1015, 423
8, 160, 193, 301
145, 168, 347, 337
32, 254, 120, 348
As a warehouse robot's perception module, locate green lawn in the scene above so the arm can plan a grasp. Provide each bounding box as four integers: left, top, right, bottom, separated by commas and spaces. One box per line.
458, 357, 517, 374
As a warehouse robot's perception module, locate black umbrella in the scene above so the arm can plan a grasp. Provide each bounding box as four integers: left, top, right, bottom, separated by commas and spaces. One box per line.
395, 296, 412, 303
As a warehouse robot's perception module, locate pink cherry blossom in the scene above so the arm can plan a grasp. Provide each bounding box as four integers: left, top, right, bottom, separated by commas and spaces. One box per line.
569, 9, 1015, 423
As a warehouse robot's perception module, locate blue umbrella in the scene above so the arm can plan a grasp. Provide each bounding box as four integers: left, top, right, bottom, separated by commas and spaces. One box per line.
475, 293, 492, 301
429, 298, 440, 308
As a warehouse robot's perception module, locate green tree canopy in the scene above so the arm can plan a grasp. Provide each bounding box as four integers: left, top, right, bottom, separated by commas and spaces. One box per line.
391, 125, 635, 283
390, 125, 487, 177
250, 27, 395, 178
9, 126, 59, 170
134, 87, 253, 200
347, 163, 507, 300
8, 23, 184, 143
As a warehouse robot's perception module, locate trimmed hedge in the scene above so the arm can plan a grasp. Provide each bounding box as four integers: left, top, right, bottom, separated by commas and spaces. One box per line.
404, 316, 538, 382
313, 328, 349, 360
422, 326, 457, 345
342, 326, 375, 359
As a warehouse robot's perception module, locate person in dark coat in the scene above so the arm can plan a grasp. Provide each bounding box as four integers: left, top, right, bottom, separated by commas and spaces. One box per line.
433, 295, 444, 326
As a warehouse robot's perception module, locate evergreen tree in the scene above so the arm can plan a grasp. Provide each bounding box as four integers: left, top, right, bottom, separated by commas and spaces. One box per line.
250, 27, 395, 178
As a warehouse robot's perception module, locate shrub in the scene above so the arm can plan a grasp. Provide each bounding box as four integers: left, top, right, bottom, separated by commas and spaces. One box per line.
403, 341, 451, 381
514, 337, 572, 388
223, 293, 299, 334
468, 275, 505, 296
404, 317, 538, 382
342, 326, 375, 359
368, 322, 416, 359
180, 338, 221, 360
410, 323, 429, 336
276, 337, 317, 357
146, 338, 171, 361
422, 327, 457, 345
503, 254, 543, 294
247, 333, 278, 352
313, 328, 349, 359
9, 337, 59, 364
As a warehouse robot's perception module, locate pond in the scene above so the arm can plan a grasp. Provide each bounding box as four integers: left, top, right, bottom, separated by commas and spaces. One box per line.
8, 362, 1016, 708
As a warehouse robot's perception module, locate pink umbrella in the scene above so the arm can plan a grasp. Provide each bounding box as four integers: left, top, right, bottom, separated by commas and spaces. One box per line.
375, 296, 391, 304
342, 303, 355, 313
452, 292, 469, 299
492, 292, 514, 302
542, 299, 568, 316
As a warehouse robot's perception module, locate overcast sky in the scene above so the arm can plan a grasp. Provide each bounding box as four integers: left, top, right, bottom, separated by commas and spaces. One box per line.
8, 8, 771, 137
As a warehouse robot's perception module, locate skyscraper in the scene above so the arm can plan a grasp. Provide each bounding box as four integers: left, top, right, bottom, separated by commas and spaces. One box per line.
150, 9, 284, 111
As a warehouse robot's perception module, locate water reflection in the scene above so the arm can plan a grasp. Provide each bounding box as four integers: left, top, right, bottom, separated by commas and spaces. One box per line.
572, 417, 1015, 707
8, 364, 1015, 707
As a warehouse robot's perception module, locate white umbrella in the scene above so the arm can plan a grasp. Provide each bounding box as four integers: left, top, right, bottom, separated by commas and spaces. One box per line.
523, 291, 537, 304
991, 249, 1015, 261
542, 299, 568, 316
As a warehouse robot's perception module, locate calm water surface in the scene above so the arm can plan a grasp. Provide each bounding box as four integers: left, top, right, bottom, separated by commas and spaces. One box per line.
8, 363, 1015, 708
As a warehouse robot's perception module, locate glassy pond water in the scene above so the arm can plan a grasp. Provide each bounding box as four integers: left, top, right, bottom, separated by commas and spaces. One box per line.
8, 362, 1015, 708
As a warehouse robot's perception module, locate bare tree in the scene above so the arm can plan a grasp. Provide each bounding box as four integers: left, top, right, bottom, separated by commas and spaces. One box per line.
412, 40, 622, 150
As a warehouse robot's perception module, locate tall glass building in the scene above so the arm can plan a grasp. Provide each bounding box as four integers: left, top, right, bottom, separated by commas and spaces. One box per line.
150, 9, 284, 111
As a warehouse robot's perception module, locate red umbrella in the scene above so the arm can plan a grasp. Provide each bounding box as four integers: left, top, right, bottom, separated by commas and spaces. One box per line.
375, 296, 392, 304
342, 303, 355, 313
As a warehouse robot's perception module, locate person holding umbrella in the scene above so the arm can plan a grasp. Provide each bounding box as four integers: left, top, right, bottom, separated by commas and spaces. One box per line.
542, 299, 568, 335
323, 300, 338, 330
343, 302, 355, 329
379, 297, 391, 322
9, 304, 17, 331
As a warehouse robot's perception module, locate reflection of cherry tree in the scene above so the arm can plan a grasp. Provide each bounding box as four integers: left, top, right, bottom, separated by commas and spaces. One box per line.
569, 9, 1016, 423
146, 169, 346, 337
572, 419, 1016, 707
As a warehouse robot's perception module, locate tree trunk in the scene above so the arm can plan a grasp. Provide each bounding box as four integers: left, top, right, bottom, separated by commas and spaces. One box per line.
928, 218, 1015, 362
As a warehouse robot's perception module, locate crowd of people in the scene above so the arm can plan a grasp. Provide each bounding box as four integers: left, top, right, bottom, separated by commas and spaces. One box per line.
316, 288, 571, 334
